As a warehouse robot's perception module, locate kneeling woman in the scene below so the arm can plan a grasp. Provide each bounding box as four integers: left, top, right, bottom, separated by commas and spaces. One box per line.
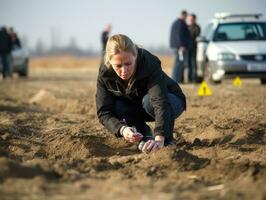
96, 34, 186, 153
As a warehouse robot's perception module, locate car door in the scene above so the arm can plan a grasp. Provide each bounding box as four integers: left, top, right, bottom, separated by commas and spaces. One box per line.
196, 23, 215, 78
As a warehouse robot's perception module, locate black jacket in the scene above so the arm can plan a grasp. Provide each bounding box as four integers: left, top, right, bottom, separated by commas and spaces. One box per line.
96, 48, 186, 137
188, 23, 201, 50
170, 18, 191, 49
0, 28, 12, 54
101, 31, 109, 51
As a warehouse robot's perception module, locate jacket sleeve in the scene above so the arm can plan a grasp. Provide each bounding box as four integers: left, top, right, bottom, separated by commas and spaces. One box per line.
146, 56, 172, 137
196, 25, 201, 37
180, 22, 190, 48
96, 76, 126, 137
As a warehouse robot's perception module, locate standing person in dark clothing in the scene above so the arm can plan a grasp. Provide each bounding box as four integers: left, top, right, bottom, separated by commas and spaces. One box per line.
8, 27, 21, 49
96, 34, 186, 153
101, 24, 112, 52
187, 14, 201, 83
170, 10, 191, 83
0, 26, 12, 79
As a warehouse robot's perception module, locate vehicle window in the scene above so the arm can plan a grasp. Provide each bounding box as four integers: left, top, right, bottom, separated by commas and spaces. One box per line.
256, 24, 264, 37
213, 22, 266, 41
203, 23, 214, 40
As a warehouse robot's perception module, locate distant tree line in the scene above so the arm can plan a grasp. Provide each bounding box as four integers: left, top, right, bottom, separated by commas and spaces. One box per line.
21, 35, 172, 57
29, 37, 99, 57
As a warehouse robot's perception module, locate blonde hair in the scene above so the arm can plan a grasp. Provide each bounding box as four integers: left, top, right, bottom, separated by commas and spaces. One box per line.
104, 34, 137, 67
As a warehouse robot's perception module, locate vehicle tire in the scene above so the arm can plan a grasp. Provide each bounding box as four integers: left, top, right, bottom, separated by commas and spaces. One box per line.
19, 60, 28, 77
204, 63, 221, 84
196, 76, 204, 83
260, 78, 266, 85
212, 79, 222, 84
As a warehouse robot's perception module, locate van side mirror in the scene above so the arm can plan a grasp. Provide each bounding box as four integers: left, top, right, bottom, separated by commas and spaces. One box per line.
196, 36, 209, 43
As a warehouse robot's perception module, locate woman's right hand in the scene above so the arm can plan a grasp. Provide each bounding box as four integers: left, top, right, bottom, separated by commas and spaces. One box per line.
121, 126, 143, 143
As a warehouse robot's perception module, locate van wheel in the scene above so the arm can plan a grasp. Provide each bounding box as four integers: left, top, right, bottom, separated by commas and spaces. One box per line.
212, 80, 222, 84
19, 61, 28, 77
204, 63, 221, 84
260, 78, 266, 85
196, 76, 204, 83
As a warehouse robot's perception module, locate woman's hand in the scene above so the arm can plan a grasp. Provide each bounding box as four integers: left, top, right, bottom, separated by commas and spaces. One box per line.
141, 135, 165, 153
121, 126, 143, 143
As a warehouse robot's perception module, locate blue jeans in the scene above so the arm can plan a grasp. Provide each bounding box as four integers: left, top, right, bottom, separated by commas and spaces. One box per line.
114, 93, 185, 145
172, 49, 189, 83
1, 53, 12, 78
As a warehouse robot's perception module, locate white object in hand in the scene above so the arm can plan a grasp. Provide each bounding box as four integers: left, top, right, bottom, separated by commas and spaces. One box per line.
178, 49, 184, 61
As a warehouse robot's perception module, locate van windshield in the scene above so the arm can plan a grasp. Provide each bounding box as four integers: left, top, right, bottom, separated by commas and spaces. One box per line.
213, 22, 266, 41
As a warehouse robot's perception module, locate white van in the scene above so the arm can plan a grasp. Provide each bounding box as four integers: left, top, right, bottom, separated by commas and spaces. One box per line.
197, 13, 266, 84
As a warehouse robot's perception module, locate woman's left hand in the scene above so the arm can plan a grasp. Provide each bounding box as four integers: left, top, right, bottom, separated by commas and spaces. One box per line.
141, 135, 165, 153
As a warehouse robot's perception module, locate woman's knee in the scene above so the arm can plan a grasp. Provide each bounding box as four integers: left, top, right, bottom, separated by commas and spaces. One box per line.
168, 93, 185, 118
142, 93, 185, 120
142, 94, 155, 117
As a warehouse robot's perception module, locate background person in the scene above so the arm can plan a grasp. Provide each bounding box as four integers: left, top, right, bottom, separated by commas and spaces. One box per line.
0, 26, 13, 79
187, 14, 201, 83
170, 10, 191, 83
101, 24, 112, 53
8, 27, 21, 49
96, 34, 186, 153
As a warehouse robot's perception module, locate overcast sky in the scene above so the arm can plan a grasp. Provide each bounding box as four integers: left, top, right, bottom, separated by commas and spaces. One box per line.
1, 0, 266, 51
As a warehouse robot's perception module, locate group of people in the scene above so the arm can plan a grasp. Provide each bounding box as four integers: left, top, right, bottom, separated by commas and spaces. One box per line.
170, 10, 201, 83
0, 26, 21, 79
101, 10, 201, 84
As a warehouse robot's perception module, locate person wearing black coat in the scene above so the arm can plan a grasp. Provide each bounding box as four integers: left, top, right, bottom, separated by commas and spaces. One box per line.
188, 14, 201, 83
170, 10, 191, 83
101, 25, 111, 53
0, 26, 12, 78
96, 34, 186, 153
9, 27, 21, 49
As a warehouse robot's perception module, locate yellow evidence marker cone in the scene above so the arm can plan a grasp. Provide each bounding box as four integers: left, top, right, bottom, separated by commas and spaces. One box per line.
233, 76, 242, 87
198, 81, 213, 96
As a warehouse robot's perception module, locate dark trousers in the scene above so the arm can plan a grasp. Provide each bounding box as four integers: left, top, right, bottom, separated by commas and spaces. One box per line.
114, 93, 185, 145
172, 49, 189, 83
1, 53, 12, 78
188, 47, 197, 82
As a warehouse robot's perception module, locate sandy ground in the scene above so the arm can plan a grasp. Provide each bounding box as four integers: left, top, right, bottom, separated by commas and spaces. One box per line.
0, 56, 266, 200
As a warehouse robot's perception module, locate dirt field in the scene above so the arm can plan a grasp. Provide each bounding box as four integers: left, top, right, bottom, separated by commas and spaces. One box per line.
0, 56, 266, 200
